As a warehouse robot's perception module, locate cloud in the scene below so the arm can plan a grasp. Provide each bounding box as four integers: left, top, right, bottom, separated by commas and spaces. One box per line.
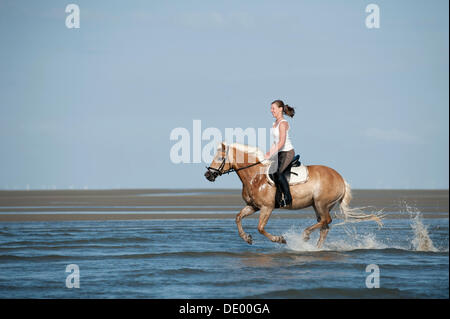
364, 128, 424, 144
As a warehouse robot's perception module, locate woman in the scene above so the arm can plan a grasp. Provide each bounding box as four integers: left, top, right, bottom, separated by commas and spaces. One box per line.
264, 100, 296, 207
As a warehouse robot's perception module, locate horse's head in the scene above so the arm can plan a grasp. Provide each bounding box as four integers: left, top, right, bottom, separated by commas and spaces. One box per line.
204, 142, 233, 182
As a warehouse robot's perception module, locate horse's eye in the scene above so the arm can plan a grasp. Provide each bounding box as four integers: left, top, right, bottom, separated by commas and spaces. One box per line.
217, 157, 223, 161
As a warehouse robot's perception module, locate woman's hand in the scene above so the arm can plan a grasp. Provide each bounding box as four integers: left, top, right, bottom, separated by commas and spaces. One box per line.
265, 143, 278, 160
265, 151, 275, 160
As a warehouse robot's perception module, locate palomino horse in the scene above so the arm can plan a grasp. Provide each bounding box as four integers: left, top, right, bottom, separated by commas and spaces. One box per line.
204, 142, 383, 248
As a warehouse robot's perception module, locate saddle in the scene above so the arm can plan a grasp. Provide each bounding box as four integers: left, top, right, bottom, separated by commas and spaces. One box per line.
267, 154, 303, 184
267, 154, 308, 208
283, 154, 301, 181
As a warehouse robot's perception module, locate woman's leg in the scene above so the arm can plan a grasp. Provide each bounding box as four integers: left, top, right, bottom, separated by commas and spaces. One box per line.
268, 159, 283, 208
276, 150, 295, 207
278, 149, 295, 173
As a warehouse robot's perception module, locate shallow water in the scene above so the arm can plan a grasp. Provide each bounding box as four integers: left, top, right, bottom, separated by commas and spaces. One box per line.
0, 214, 448, 298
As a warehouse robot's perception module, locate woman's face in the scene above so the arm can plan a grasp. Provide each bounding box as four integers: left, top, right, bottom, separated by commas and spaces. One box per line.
270, 103, 282, 118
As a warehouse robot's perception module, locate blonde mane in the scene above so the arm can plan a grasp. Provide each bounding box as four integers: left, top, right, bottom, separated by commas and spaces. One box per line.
216, 142, 263, 162
231, 143, 265, 161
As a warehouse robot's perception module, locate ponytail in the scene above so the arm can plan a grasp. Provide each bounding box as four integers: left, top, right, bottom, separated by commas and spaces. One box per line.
283, 104, 295, 118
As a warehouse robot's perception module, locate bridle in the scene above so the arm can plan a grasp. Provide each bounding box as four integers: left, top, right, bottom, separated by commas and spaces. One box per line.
206, 145, 265, 177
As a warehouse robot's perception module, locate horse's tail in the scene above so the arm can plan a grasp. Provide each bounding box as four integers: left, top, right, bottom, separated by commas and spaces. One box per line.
336, 180, 384, 227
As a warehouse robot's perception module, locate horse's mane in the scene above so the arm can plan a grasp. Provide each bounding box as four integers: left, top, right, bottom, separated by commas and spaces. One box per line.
218, 142, 266, 162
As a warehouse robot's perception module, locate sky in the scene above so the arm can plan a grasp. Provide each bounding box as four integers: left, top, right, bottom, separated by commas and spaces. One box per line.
0, 0, 448, 190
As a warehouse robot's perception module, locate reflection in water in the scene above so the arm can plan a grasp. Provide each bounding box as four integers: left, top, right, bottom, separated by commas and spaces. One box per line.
238, 251, 349, 268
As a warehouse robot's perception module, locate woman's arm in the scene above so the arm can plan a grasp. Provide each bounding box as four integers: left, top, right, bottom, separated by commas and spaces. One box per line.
265, 121, 288, 159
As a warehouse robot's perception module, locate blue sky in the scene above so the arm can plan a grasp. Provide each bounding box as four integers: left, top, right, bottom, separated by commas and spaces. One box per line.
0, 0, 448, 190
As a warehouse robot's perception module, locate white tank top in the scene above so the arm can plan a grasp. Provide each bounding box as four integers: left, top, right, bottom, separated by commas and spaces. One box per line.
271, 119, 294, 152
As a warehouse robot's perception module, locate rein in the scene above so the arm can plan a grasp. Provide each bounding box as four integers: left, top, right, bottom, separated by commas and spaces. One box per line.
206, 146, 266, 176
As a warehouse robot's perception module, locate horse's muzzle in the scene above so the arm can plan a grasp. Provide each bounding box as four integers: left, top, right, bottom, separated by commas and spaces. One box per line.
204, 169, 218, 182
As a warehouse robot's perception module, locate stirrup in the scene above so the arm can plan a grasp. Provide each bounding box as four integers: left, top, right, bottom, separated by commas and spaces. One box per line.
279, 198, 292, 208
284, 198, 292, 207
275, 197, 283, 208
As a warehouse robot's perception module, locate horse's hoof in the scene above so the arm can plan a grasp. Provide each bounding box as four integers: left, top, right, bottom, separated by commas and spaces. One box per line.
316, 241, 324, 249
302, 233, 310, 242
273, 236, 286, 244
245, 234, 253, 245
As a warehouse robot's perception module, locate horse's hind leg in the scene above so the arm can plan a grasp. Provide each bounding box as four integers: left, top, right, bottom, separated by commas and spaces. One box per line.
317, 224, 330, 249
316, 202, 337, 248
302, 204, 323, 241
302, 222, 323, 242
236, 205, 258, 244
303, 202, 332, 246
257, 206, 286, 244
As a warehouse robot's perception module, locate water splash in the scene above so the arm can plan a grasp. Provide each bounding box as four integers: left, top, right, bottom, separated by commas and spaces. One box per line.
282, 227, 323, 252
282, 225, 389, 252
282, 206, 441, 252
407, 207, 438, 252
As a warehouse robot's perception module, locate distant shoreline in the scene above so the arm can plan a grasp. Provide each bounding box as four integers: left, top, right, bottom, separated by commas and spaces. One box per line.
0, 189, 447, 222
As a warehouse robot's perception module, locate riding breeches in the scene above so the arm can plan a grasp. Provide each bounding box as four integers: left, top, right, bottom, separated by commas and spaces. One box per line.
269, 149, 295, 174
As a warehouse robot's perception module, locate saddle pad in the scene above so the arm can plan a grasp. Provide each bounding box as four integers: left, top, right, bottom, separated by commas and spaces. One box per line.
266, 164, 309, 186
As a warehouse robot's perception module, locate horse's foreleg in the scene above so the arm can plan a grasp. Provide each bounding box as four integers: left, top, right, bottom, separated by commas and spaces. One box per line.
236, 205, 258, 244
257, 206, 286, 244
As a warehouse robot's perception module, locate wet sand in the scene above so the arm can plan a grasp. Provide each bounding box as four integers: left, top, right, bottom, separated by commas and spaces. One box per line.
0, 189, 447, 222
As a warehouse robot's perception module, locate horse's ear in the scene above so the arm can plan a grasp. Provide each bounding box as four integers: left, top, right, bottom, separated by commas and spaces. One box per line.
220, 141, 227, 152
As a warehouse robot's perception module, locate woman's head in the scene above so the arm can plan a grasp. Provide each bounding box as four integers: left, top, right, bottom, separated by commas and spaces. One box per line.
270, 100, 295, 118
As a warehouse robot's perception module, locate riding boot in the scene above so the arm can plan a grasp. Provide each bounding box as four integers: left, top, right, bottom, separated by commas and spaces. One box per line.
277, 172, 292, 207
270, 173, 284, 208
274, 183, 284, 208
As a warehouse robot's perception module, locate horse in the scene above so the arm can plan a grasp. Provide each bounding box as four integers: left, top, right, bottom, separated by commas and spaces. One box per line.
204, 141, 383, 248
